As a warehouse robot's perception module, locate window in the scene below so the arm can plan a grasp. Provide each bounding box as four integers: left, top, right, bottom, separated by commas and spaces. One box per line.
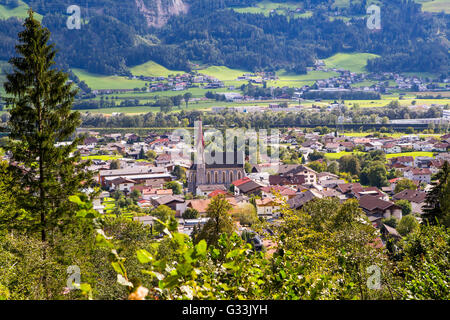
207, 172, 211, 184
214, 171, 218, 184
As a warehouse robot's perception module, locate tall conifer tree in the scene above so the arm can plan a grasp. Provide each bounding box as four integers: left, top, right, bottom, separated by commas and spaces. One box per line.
4, 10, 93, 242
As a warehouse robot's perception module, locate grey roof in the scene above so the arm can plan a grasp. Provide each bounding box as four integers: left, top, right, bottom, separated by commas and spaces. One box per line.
287, 190, 317, 209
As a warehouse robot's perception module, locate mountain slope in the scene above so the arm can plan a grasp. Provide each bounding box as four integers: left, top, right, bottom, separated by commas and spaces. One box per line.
0, 0, 448, 77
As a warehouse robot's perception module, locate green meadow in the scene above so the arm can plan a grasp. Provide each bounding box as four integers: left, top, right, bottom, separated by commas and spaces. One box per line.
232, 1, 310, 18
325, 151, 435, 160
72, 68, 147, 90
0, 1, 43, 20
130, 61, 184, 78
323, 53, 380, 73
419, 0, 450, 13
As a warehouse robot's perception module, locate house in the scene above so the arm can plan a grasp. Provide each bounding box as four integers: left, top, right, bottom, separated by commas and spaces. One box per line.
109, 177, 136, 193
325, 143, 341, 153
196, 184, 227, 197
287, 190, 323, 210
156, 153, 172, 167
358, 195, 402, 227
276, 164, 318, 185
382, 143, 401, 154
364, 141, 383, 152
404, 168, 432, 184
393, 189, 427, 214
390, 156, 414, 167
260, 185, 296, 200
255, 198, 283, 219
234, 180, 263, 196
381, 224, 402, 240
150, 195, 185, 217
133, 215, 156, 227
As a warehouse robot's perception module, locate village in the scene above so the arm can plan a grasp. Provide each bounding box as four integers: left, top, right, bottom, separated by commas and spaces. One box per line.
3, 124, 446, 251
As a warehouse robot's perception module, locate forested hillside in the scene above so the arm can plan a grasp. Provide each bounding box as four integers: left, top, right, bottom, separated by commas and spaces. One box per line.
0, 0, 448, 76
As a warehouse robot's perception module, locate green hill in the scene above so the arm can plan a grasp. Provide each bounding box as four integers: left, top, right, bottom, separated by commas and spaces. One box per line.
0, 1, 42, 20
324, 53, 381, 73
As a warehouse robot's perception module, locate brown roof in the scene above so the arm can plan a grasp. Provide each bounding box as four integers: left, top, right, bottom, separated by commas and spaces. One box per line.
393, 189, 427, 203
359, 195, 397, 211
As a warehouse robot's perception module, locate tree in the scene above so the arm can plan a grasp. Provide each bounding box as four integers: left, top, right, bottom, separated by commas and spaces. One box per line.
308, 150, 325, 161
164, 181, 182, 195
109, 159, 121, 170
3, 10, 93, 242
172, 165, 186, 180
395, 199, 412, 216
244, 162, 252, 174
361, 161, 388, 187
194, 195, 234, 246
307, 161, 327, 173
145, 150, 157, 161
423, 161, 450, 226
397, 215, 419, 236
152, 205, 177, 234
138, 147, 145, 160
338, 155, 360, 175
182, 208, 199, 219
394, 179, 417, 193
183, 92, 192, 109
232, 203, 258, 226
327, 161, 339, 175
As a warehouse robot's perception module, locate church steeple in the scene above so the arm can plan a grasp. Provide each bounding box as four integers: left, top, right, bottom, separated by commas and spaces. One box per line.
195, 119, 206, 185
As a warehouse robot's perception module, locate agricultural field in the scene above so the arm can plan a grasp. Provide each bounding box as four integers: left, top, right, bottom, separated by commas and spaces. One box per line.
81, 155, 122, 161
325, 150, 436, 160
323, 53, 380, 73
72, 68, 147, 90
342, 132, 442, 138
130, 61, 184, 78
418, 0, 450, 13
0, 1, 43, 20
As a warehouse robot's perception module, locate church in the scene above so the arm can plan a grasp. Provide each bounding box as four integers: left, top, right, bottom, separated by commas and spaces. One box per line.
187, 120, 246, 195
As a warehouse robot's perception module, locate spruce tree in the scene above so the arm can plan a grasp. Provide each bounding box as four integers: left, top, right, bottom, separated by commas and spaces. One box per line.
4, 10, 93, 242
423, 161, 450, 226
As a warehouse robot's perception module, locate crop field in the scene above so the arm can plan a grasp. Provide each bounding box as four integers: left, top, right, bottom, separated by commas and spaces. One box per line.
325, 151, 435, 160
323, 53, 380, 73
130, 61, 184, 78
72, 68, 147, 90
81, 155, 122, 161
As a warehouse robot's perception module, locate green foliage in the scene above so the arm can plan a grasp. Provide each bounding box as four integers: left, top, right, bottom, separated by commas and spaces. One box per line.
194, 195, 234, 246
397, 215, 419, 236
394, 179, 417, 194
395, 200, 412, 216
151, 205, 177, 234
423, 161, 450, 226
182, 208, 199, 220
164, 181, 182, 195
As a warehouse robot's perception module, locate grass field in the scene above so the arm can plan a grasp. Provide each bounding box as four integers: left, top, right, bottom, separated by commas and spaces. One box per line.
323, 53, 380, 73
72, 68, 147, 90
197, 66, 248, 81
81, 155, 122, 161
232, 1, 309, 18
325, 151, 435, 160
130, 61, 184, 78
419, 0, 450, 13
0, 1, 43, 20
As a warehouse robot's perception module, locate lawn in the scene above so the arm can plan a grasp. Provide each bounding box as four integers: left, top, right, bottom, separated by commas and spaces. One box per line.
419, 0, 450, 13
0, 1, 43, 20
130, 61, 184, 78
72, 68, 147, 90
325, 151, 435, 160
82, 155, 122, 161
385, 152, 435, 159
268, 69, 339, 88
197, 66, 249, 81
323, 53, 380, 73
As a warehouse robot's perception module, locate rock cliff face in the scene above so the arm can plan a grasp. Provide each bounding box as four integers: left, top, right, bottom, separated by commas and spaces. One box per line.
135, 0, 188, 28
